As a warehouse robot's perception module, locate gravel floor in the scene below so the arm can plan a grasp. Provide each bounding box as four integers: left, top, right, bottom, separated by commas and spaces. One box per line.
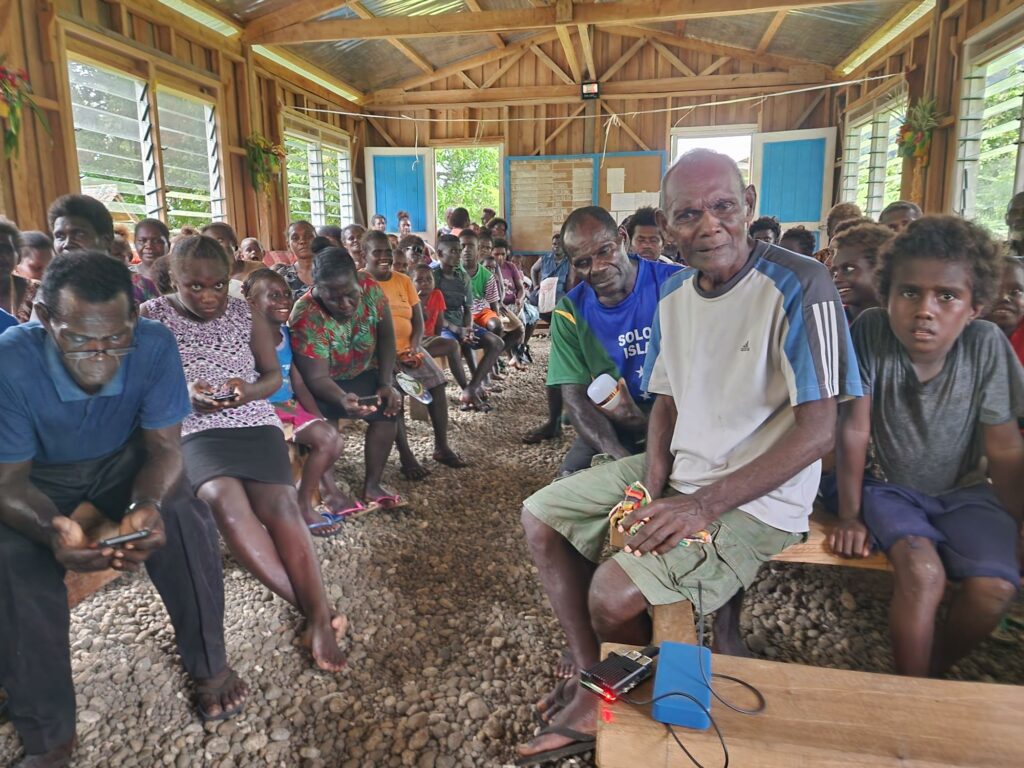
2, 338, 1022, 767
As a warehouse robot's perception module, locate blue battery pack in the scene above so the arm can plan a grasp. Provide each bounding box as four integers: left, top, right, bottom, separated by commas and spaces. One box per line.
651, 641, 713, 730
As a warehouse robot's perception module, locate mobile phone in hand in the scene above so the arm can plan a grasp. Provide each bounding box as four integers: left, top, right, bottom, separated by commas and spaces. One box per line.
211, 391, 238, 401
98, 529, 152, 548
356, 395, 379, 407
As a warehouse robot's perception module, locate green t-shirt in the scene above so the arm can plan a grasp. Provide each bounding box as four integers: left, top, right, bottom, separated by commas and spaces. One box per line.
469, 264, 493, 300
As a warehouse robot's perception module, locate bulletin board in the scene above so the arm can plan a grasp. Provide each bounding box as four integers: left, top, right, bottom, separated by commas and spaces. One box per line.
505, 151, 668, 254
506, 156, 596, 254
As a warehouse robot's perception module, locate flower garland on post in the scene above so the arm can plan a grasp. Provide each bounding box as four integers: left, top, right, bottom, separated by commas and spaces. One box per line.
0, 56, 51, 159
896, 97, 938, 206
244, 133, 286, 192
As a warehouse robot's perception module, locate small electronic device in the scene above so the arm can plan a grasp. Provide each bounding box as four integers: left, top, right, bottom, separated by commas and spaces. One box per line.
651, 641, 713, 730
211, 391, 237, 401
98, 529, 152, 548
356, 395, 379, 407
579, 647, 657, 702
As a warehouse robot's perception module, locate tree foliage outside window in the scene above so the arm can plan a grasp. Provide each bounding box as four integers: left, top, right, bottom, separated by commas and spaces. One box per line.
285, 132, 354, 227
841, 92, 908, 219
435, 147, 500, 226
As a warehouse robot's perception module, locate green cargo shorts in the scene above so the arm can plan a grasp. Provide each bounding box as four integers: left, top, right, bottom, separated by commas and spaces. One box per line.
523, 453, 805, 613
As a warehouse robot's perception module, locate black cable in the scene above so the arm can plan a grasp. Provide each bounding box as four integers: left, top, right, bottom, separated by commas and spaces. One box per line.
622, 690, 729, 768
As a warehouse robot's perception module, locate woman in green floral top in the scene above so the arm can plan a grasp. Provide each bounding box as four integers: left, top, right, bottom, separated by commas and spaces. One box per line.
289, 247, 406, 508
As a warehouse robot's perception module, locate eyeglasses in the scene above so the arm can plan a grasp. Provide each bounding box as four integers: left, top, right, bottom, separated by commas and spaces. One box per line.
60, 346, 137, 360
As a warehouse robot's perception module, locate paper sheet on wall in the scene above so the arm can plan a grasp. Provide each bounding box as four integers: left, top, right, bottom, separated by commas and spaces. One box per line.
606, 168, 625, 194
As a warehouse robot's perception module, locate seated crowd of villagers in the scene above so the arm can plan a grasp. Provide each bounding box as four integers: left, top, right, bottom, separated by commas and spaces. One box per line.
0, 150, 1022, 767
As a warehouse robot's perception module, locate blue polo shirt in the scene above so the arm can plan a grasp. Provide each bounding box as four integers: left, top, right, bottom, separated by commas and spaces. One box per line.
0, 318, 190, 465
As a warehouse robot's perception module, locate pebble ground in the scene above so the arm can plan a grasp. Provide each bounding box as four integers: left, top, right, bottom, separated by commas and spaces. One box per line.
2, 339, 1022, 767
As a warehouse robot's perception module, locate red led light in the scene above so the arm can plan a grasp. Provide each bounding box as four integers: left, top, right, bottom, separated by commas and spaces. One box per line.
601, 707, 614, 723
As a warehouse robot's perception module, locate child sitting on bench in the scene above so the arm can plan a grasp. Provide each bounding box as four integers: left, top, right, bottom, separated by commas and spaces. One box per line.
830, 216, 1024, 677
243, 268, 367, 525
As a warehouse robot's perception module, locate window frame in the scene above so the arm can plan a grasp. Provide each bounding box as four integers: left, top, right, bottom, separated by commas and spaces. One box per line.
282, 112, 355, 229
669, 124, 758, 184
839, 84, 908, 220
953, 22, 1024, 236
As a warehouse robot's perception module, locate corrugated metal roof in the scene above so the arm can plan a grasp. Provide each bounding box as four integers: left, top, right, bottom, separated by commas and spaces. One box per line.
203, 0, 916, 93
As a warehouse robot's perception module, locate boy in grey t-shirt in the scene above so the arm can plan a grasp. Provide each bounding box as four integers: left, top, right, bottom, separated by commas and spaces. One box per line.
831, 216, 1024, 677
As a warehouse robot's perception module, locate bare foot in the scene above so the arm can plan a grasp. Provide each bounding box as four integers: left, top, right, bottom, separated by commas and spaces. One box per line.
300, 612, 349, 647
522, 421, 561, 444
517, 685, 596, 761
432, 448, 468, 468
308, 621, 347, 672
535, 676, 575, 723
555, 647, 577, 679
320, 488, 360, 517
194, 667, 248, 721
400, 460, 430, 481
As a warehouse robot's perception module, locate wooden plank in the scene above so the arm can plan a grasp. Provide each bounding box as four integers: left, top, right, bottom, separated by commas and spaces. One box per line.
597, 644, 1024, 768
531, 44, 575, 85
463, 0, 507, 50
757, 10, 787, 54
651, 601, 697, 645
393, 30, 560, 92
253, 0, 866, 44
793, 91, 825, 128
836, 0, 928, 73
598, 99, 652, 151
241, 0, 351, 43
349, 2, 435, 75
457, 70, 479, 89
578, 23, 597, 80
771, 507, 891, 571
651, 40, 695, 77
531, 101, 588, 154
556, 24, 583, 82
699, 56, 730, 76
366, 116, 398, 147
600, 36, 647, 83
481, 48, 529, 89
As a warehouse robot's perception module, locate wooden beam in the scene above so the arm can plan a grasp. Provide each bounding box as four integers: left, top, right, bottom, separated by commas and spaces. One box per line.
349, 2, 435, 74
366, 116, 398, 147
756, 11, 787, 55
242, 0, 350, 43
556, 25, 582, 83
251, 45, 365, 104
531, 44, 575, 85
598, 99, 651, 151
578, 24, 596, 81
700, 56, 730, 76
252, 0, 866, 44
482, 48, 529, 89
457, 71, 479, 89
600, 36, 647, 83
368, 67, 829, 107
651, 40, 695, 77
793, 91, 825, 129
393, 30, 560, 92
607, 24, 824, 72
464, 0, 507, 49
532, 102, 589, 155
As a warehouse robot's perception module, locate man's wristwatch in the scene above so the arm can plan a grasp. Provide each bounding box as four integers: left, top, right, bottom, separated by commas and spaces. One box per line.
127, 498, 162, 514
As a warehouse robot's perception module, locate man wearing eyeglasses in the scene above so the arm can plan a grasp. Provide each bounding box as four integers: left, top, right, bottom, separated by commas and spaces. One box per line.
0, 252, 247, 767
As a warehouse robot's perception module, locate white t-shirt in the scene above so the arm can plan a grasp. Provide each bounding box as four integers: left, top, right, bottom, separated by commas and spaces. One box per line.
642, 241, 862, 532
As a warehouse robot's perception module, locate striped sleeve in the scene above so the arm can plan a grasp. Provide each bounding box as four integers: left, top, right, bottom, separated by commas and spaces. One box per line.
484, 275, 501, 304
760, 248, 863, 405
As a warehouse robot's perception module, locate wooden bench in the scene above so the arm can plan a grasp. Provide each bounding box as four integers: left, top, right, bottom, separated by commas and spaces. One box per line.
64, 504, 121, 608
770, 506, 890, 571
595, 639, 1024, 767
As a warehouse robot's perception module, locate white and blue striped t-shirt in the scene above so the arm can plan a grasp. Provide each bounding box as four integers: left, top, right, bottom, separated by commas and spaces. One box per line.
642, 240, 863, 533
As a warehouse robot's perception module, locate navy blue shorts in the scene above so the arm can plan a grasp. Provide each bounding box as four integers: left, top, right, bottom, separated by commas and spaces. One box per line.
440, 326, 489, 348
862, 480, 1020, 586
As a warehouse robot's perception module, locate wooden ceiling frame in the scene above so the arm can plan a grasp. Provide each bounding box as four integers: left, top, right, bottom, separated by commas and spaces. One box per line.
247, 0, 866, 45
756, 10, 788, 55
242, 0, 352, 43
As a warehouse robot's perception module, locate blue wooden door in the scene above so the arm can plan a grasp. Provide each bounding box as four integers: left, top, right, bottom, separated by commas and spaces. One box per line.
753, 128, 836, 247
370, 153, 428, 232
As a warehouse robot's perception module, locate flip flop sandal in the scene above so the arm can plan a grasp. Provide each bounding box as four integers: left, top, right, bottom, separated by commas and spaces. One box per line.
366, 494, 407, 511
195, 669, 246, 723
514, 725, 595, 766
533, 678, 575, 724
331, 501, 380, 520
307, 514, 342, 538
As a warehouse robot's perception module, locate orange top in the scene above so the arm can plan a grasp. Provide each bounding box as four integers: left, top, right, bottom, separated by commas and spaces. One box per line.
377, 271, 420, 352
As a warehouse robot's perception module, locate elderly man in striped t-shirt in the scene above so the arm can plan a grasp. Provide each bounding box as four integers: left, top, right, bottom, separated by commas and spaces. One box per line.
516, 149, 862, 766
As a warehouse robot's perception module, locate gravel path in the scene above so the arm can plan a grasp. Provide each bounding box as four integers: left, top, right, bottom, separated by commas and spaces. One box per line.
2, 337, 1022, 767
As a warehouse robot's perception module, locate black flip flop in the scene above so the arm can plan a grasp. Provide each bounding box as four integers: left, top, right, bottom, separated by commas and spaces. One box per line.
196, 669, 246, 722
533, 677, 575, 724
514, 725, 595, 766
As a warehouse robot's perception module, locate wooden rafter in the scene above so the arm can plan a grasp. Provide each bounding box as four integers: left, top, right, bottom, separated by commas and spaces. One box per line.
651, 40, 695, 77
368, 68, 827, 107
757, 11, 787, 54
392, 30, 560, 92
250, 0, 866, 44
555, 25, 583, 83
607, 24, 824, 72
794, 91, 825, 128
531, 44, 575, 85
464, 0, 507, 50
578, 24, 596, 81
598, 100, 651, 151
457, 71, 479, 89
700, 57, 730, 76
532, 102, 589, 155
365, 116, 398, 147
600, 36, 647, 83
349, 1, 434, 75
242, 0, 351, 43
482, 48, 530, 89
836, 0, 926, 74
